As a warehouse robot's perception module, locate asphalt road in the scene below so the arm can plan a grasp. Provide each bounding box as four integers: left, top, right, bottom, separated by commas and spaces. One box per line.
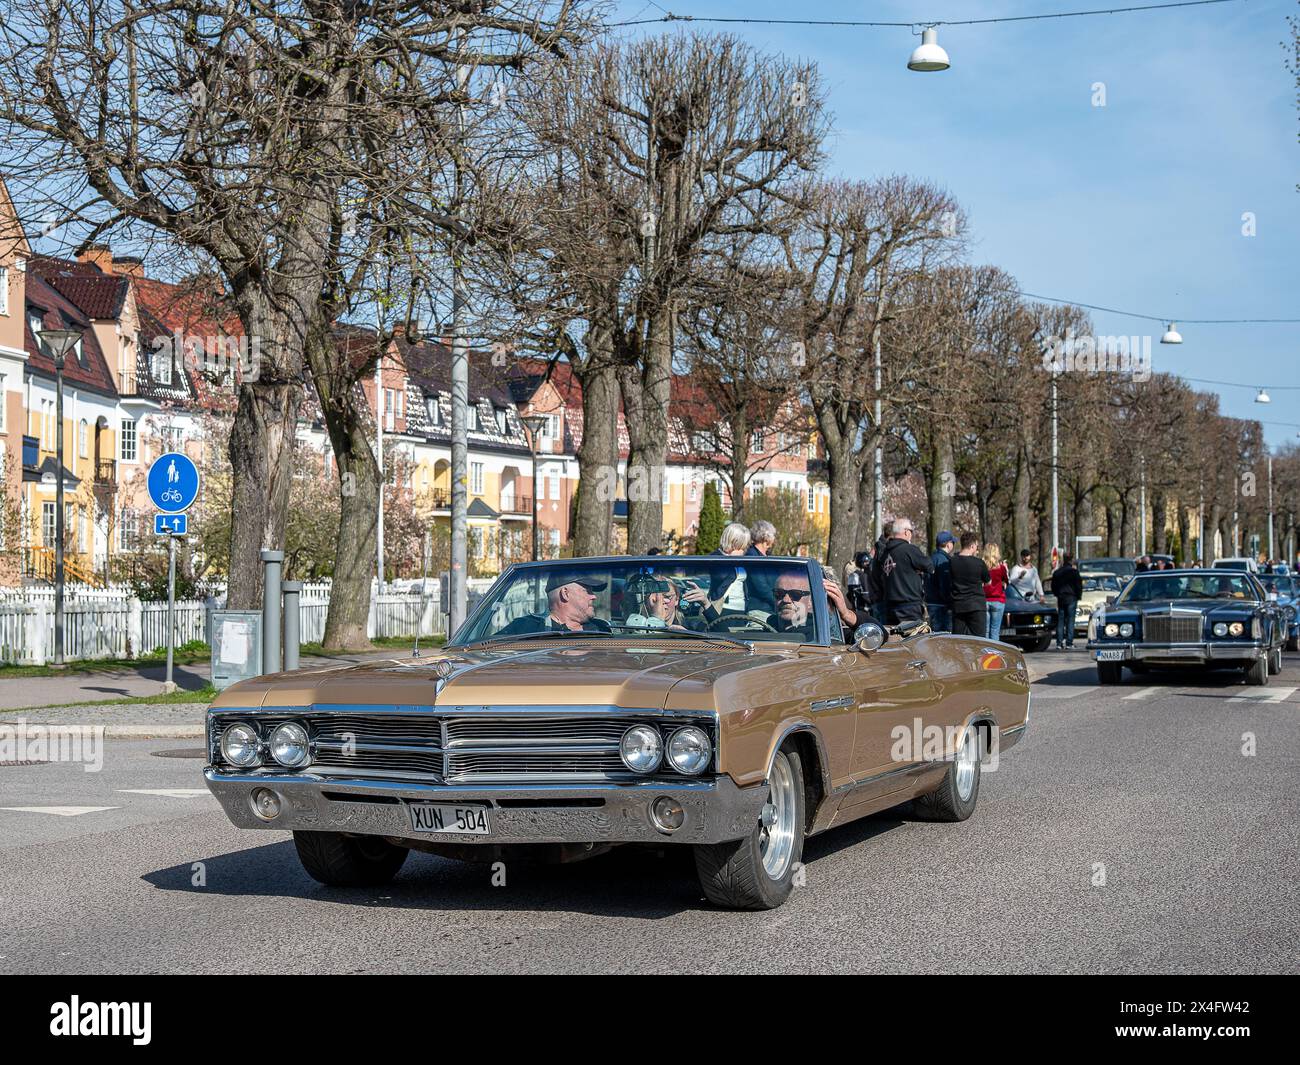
2, 650, 1297, 974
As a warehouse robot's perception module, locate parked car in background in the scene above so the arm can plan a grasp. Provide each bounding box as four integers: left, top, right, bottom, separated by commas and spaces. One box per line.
1087, 569, 1285, 685
1083, 557, 1137, 585
1043, 570, 1124, 636
1213, 557, 1260, 574
204, 556, 1031, 910
1256, 572, 1299, 651
999, 583, 1059, 652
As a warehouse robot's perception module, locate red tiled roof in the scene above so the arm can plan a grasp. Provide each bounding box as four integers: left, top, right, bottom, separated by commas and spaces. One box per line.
24, 273, 117, 396
28, 254, 129, 320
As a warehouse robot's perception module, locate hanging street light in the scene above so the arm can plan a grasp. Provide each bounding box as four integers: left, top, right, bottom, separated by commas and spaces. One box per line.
1160, 322, 1183, 344
1255, 388, 1271, 404
908, 27, 950, 72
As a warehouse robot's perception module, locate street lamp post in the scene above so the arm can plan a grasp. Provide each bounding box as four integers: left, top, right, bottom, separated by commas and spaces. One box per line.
522, 414, 548, 562
872, 332, 883, 539
1267, 453, 1275, 561
36, 327, 83, 668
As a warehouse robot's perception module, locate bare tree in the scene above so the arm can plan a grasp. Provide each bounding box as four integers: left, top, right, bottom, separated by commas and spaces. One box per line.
785, 177, 964, 572
0, 0, 584, 612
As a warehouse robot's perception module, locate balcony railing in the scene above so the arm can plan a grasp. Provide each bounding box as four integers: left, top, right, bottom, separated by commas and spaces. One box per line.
500, 496, 533, 515
94, 459, 116, 486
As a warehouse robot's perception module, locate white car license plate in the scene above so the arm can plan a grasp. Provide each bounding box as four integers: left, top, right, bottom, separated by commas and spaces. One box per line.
407, 803, 491, 835
1096, 649, 1127, 661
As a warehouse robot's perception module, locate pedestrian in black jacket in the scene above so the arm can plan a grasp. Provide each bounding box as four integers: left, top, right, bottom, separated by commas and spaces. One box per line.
948, 532, 990, 637
868, 517, 934, 625
1050, 553, 1084, 649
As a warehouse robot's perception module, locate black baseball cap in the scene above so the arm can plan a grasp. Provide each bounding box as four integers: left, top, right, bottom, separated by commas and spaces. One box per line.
545, 570, 609, 593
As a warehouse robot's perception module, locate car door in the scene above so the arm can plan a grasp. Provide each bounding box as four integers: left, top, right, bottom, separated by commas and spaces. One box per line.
840, 632, 945, 792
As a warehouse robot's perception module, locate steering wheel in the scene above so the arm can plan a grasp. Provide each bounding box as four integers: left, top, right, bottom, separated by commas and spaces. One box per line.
705, 611, 779, 634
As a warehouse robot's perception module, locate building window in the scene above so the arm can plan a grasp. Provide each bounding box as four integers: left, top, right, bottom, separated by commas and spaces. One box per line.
77, 506, 87, 553
152, 341, 173, 384
547, 466, 560, 500
807, 489, 816, 513
120, 418, 138, 461
494, 407, 507, 433
538, 413, 561, 447
426, 398, 442, 427
466, 405, 479, 432
161, 424, 182, 452
0, 265, 8, 315
42, 502, 55, 548
751, 430, 766, 453
0, 373, 5, 431
689, 481, 698, 502
118, 507, 138, 552
78, 419, 88, 458
470, 461, 484, 495
662, 474, 671, 504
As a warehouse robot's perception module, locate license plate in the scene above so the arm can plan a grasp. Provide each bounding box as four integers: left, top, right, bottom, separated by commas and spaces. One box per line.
1096, 649, 1127, 661
1001, 628, 1017, 636
406, 803, 491, 835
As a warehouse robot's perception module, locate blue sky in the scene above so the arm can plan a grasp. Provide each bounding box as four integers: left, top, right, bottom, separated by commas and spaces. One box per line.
612, 0, 1299, 446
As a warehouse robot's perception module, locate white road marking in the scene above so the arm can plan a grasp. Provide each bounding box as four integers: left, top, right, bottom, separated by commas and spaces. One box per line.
117, 789, 212, 799
1229, 686, 1296, 703
0, 806, 119, 817
1122, 686, 1165, 701
1033, 686, 1098, 700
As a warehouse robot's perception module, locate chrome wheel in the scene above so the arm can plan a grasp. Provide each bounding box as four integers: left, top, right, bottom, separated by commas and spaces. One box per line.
954, 727, 979, 803
759, 750, 797, 880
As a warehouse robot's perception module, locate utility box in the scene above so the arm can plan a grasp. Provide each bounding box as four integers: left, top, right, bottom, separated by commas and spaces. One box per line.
211, 610, 263, 690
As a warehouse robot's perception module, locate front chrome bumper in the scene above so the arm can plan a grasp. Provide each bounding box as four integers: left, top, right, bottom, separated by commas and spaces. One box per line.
204, 769, 768, 845
1085, 641, 1262, 662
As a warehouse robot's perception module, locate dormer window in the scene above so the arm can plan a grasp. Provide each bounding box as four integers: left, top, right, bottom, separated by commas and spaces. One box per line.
426, 398, 443, 427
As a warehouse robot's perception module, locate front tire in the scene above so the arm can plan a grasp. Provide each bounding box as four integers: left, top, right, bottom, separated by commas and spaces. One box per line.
1097, 661, 1124, 685
694, 745, 805, 910
1269, 646, 1283, 675
1030, 635, 1053, 653
1244, 654, 1269, 686
294, 831, 409, 887
913, 724, 981, 822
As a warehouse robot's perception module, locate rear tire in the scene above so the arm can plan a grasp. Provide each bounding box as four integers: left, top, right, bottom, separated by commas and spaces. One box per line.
694, 745, 805, 910
293, 831, 409, 887
1030, 635, 1053, 653
1244, 654, 1269, 686
913, 724, 981, 822
1097, 661, 1124, 685
1286, 633, 1298, 653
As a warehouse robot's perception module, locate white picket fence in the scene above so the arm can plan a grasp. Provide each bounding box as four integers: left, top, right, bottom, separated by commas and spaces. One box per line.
0, 577, 497, 666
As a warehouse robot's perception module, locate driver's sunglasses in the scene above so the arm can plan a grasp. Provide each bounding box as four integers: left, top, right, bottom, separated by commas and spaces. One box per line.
775, 588, 810, 602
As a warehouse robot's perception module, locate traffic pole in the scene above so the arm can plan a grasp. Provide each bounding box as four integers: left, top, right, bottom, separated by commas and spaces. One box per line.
260, 549, 283, 675
282, 580, 302, 672
163, 533, 177, 693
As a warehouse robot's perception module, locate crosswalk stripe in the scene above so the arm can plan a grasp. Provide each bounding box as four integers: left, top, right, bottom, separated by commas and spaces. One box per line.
1229, 686, 1296, 702
1122, 686, 1164, 700
0, 806, 118, 817
1034, 686, 1097, 699
116, 789, 212, 799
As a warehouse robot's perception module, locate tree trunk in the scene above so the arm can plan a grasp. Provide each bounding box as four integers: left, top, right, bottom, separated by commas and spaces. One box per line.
227, 379, 301, 609
621, 309, 672, 553
1152, 494, 1169, 555
924, 434, 954, 546
307, 316, 380, 651
1177, 502, 1192, 565
1105, 500, 1122, 556
572, 347, 618, 558
825, 445, 868, 577
1012, 443, 1032, 558
728, 412, 750, 523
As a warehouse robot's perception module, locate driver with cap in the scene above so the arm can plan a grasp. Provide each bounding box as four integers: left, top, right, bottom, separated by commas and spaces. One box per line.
499, 570, 612, 634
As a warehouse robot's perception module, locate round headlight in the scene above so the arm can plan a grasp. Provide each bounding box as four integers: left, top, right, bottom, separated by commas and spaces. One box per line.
666, 726, 712, 775
269, 722, 311, 767
1119, 623, 1134, 637
620, 725, 663, 774
1229, 622, 1245, 637
1213, 622, 1228, 637
220, 723, 261, 767
1104, 623, 1119, 637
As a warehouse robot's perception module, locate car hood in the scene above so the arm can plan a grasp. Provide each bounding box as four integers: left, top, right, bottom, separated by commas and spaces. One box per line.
211, 643, 766, 710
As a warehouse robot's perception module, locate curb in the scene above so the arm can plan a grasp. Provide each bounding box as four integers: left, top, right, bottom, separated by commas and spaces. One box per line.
13, 723, 205, 739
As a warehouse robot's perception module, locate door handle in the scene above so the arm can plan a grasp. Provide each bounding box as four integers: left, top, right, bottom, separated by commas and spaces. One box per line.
906, 659, 927, 671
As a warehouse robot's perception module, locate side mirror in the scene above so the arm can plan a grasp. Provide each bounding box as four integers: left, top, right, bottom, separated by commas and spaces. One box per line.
854, 621, 886, 653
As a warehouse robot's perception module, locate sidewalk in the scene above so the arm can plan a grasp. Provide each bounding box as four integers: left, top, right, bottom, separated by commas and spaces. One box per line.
0, 648, 417, 713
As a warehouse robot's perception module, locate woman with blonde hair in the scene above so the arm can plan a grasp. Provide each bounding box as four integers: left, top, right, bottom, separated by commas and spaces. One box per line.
983, 543, 1009, 642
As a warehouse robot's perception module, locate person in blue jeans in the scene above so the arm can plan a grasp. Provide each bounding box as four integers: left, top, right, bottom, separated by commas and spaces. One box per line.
1050, 554, 1084, 648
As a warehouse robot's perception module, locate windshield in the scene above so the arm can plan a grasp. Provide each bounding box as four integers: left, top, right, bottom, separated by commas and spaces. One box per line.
1257, 575, 1294, 595
454, 557, 826, 646
1119, 572, 1259, 603
1082, 574, 1121, 592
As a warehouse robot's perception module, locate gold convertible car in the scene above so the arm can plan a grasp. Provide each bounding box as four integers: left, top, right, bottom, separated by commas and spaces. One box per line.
205, 557, 1031, 909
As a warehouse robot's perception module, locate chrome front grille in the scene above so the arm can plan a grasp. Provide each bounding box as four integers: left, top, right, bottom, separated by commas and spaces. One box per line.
1144, 615, 1203, 643
209, 709, 715, 783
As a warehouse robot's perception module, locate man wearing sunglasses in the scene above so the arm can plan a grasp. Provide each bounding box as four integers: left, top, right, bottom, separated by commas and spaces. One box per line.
771, 572, 816, 638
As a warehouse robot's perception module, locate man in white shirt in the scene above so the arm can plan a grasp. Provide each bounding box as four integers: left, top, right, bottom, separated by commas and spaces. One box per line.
1008, 550, 1044, 601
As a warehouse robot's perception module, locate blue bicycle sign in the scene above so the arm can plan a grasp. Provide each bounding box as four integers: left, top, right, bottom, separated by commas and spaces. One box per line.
147, 452, 200, 514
